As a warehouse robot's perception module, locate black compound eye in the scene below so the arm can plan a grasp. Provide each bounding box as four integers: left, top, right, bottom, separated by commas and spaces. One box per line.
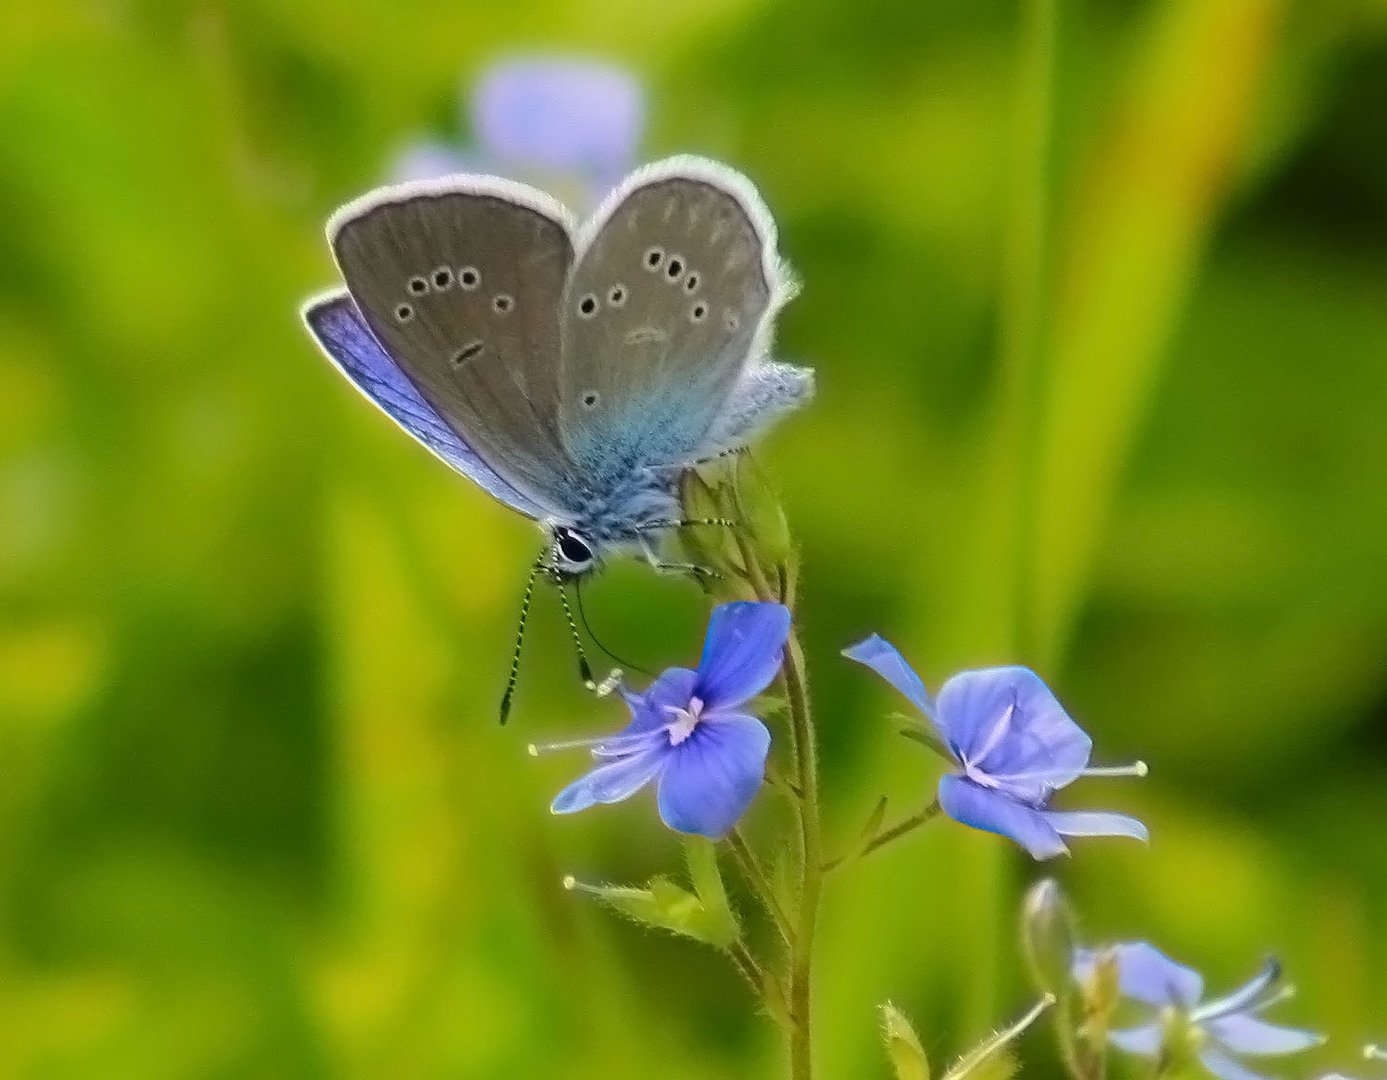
557, 529, 593, 565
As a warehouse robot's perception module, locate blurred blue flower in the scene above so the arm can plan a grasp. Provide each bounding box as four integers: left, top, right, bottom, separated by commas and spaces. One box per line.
392, 57, 644, 209
843, 636, 1147, 860
537, 602, 790, 839
1074, 943, 1323, 1080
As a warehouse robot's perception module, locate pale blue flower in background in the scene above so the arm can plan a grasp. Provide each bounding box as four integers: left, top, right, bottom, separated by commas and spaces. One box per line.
844, 636, 1147, 859
535, 602, 789, 839
391, 56, 644, 210
1074, 943, 1324, 1080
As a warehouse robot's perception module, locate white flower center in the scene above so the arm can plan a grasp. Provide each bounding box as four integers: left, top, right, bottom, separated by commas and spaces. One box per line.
667, 696, 705, 746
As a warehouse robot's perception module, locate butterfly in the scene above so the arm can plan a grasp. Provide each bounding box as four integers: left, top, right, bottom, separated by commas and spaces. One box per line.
301, 155, 813, 717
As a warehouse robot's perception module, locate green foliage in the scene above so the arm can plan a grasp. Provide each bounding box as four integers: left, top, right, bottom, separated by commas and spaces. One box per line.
1, 0, 1386, 1076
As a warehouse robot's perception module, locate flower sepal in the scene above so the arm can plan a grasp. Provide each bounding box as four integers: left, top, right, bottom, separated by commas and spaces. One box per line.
679, 455, 798, 606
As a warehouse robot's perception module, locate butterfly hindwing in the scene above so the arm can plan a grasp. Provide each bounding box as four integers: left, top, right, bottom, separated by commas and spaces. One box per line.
330, 177, 578, 508
558, 158, 786, 472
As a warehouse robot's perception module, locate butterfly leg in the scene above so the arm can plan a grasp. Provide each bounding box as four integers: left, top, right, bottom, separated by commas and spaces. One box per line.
635, 517, 739, 534
639, 536, 722, 587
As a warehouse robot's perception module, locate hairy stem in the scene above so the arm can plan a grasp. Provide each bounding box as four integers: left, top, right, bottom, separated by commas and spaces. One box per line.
783, 631, 821, 1080
822, 799, 942, 872
729, 827, 793, 944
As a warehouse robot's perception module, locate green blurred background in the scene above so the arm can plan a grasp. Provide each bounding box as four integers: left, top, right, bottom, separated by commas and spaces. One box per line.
3, 0, 1386, 1076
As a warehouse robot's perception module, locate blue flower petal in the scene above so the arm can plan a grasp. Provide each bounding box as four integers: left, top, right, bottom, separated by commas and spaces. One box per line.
1196, 958, 1281, 1020
1206, 1016, 1324, 1057
656, 714, 771, 838
1198, 1047, 1275, 1080
841, 634, 937, 720
1077, 942, 1203, 1009
1108, 1022, 1163, 1056
695, 602, 791, 711
471, 58, 642, 194
936, 666, 1091, 797
616, 668, 698, 739
937, 774, 1068, 860
551, 745, 667, 815
1044, 810, 1149, 845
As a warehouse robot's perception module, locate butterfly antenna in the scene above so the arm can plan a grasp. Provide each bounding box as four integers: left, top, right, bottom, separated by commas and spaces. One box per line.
575, 579, 652, 677
499, 551, 546, 725
553, 575, 595, 689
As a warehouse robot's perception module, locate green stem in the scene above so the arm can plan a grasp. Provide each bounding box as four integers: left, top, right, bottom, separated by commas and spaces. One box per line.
783, 632, 821, 1080
728, 496, 819, 1078
728, 827, 793, 945
822, 799, 942, 872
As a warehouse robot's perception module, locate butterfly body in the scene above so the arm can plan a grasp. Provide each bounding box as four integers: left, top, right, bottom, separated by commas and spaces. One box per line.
303, 156, 811, 581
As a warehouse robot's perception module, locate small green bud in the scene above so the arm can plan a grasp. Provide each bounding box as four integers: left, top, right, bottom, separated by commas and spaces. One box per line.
1021, 878, 1076, 997
881, 1002, 931, 1080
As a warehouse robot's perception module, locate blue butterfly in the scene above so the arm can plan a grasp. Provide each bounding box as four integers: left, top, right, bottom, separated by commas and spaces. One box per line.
302, 156, 812, 715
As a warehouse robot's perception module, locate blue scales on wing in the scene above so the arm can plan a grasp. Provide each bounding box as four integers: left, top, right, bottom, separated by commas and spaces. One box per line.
302, 288, 547, 518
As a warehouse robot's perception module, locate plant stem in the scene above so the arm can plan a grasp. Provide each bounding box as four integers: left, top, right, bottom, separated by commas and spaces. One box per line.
782, 631, 821, 1080
729, 827, 793, 944
822, 799, 942, 872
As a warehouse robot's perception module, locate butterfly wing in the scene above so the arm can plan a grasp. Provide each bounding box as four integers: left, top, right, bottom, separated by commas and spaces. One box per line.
558, 157, 792, 472
301, 288, 548, 517
700, 358, 815, 458
329, 175, 578, 510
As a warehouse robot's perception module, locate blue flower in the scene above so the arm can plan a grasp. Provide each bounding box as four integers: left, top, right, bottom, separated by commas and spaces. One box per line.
536, 602, 790, 839
1073, 943, 1324, 1080
842, 635, 1147, 859
392, 57, 643, 208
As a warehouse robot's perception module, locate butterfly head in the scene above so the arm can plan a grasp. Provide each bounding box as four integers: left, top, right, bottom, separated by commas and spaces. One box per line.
549, 525, 599, 578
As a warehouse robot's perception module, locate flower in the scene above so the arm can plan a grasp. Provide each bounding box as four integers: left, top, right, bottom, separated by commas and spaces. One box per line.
842, 635, 1147, 859
535, 601, 790, 839
392, 57, 643, 209
1073, 942, 1324, 1080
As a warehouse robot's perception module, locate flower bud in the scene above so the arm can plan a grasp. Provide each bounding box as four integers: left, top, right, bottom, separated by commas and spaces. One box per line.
880, 1002, 931, 1080
1021, 878, 1076, 997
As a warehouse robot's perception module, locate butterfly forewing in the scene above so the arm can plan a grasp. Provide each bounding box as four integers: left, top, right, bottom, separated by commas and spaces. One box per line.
559, 161, 778, 471
330, 181, 577, 507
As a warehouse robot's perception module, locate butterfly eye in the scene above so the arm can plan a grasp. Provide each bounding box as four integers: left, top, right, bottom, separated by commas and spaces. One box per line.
577, 294, 599, 319
432, 267, 453, 290
607, 285, 626, 307
581, 391, 600, 409
665, 256, 684, 280
394, 303, 414, 322
458, 267, 480, 290
408, 276, 428, 295
492, 294, 514, 314
690, 302, 708, 323
683, 272, 700, 293
644, 247, 665, 270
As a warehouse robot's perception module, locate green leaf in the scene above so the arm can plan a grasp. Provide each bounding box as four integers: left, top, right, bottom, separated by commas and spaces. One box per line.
683, 837, 739, 948
564, 873, 737, 949
881, 1002, 931, 1080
